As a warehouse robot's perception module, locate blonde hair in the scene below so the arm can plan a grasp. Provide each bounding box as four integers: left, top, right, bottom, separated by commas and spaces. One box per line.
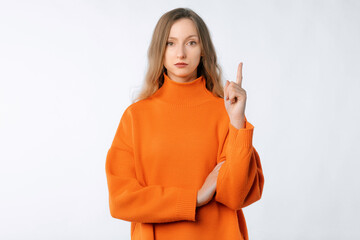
131, 7, 224, 104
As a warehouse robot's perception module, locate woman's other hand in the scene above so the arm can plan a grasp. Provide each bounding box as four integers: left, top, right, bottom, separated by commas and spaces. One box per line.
196, 161, 225, 207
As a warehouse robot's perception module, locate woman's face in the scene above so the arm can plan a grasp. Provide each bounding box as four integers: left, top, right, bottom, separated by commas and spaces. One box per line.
164, 18, 202, 83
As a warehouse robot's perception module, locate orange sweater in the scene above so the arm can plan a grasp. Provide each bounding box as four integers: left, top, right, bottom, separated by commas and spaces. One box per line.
105, 72, 265, 240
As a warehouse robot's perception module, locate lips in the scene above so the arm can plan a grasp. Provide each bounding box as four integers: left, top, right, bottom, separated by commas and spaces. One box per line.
175, 63, 188, 65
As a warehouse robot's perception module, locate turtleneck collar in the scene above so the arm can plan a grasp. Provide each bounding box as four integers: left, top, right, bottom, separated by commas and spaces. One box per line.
152, 72, 214, 106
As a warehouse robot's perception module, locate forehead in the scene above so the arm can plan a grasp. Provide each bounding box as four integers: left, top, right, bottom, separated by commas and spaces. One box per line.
168, 18, 199, 39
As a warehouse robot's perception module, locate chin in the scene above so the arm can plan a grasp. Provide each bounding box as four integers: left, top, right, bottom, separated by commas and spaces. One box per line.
173, 68, 195, 75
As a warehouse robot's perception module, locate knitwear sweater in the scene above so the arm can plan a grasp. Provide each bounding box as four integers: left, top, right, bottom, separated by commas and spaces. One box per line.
105, 72, 265, 240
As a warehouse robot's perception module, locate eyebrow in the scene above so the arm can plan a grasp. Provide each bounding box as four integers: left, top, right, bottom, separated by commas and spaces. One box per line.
168, 35, 199, 40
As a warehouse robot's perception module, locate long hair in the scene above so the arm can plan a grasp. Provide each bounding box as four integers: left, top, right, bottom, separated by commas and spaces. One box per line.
131, 7, 224, 104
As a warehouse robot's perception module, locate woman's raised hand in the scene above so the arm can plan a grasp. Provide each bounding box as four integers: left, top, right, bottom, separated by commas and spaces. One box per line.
224, 62, 247, 129
196, 161, 225, 207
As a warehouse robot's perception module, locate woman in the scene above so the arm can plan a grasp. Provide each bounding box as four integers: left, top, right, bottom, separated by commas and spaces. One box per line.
105, 7, 264, 240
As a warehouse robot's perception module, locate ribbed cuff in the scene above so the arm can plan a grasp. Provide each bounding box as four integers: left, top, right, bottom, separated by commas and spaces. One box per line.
176, 188, 197, 221
228, 120, 254, 149
215, 160, 228, 202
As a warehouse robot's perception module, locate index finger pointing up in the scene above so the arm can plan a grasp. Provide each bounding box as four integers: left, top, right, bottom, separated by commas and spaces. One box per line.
236, 62, 243, 87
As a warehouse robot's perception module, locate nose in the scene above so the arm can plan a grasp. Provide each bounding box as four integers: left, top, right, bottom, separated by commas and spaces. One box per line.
177, 45, 186, 59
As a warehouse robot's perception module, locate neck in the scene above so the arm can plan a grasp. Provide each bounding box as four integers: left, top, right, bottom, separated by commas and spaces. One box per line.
152, 72, 214, 106
166, 71, 198, 83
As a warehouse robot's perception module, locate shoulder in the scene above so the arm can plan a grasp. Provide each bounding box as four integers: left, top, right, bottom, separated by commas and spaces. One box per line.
208, 95, 228, 114
120, 97, 154, 119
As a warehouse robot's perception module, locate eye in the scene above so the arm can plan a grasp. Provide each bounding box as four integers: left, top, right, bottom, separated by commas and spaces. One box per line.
166, 41, 173, 46
188, 41, 197, 45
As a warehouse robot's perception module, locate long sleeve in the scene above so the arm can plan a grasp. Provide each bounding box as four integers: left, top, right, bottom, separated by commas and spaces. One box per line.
215, 116, 265, 210
105, 108, 198, 223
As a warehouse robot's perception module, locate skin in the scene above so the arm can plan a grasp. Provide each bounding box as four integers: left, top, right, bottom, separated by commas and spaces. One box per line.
163, 18, 247, 207
224, 62, 246, 130
164, 18, 202, 83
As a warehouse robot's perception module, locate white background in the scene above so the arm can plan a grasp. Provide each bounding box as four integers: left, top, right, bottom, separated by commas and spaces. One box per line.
1, 0, 359, 239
